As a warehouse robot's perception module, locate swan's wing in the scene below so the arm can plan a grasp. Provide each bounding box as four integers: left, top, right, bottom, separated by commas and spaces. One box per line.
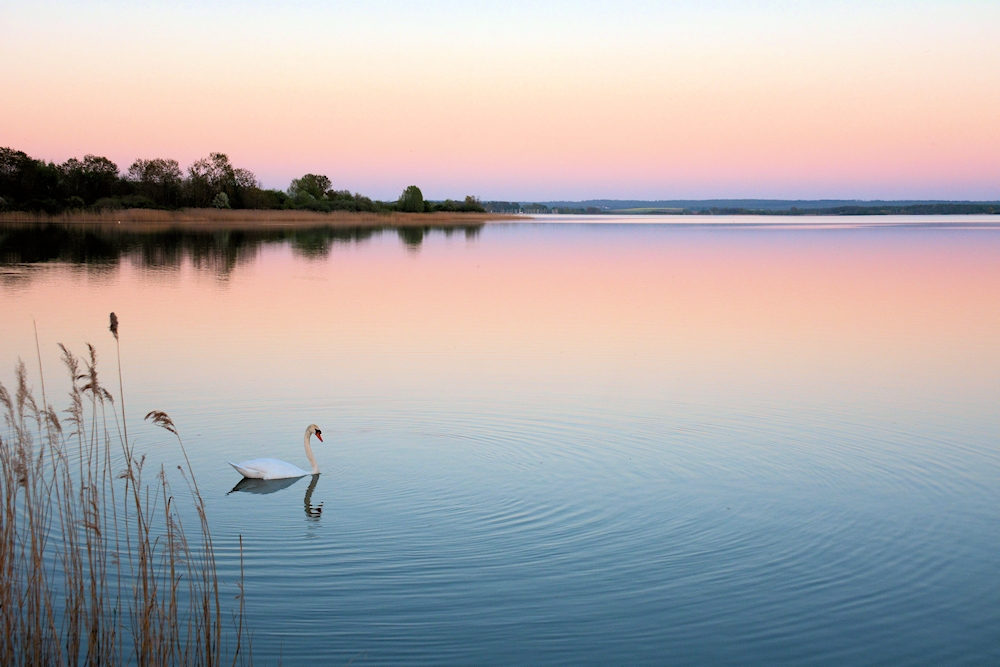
229, 458, 307, 480
228, 460, 265, 479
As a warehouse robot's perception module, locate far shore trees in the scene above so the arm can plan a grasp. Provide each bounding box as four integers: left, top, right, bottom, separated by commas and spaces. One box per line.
286, 174, 380, 213
186, 152, 259, 209
396, 186, 486, 214
397, 185, 425, 213
127, 158, 183, 208
0, 146, 489, 215
61, 155, 119, 205
288, 174, 332, 201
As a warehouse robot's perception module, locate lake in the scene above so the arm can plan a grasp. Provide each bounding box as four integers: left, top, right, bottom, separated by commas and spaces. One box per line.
2, 216, 999, 665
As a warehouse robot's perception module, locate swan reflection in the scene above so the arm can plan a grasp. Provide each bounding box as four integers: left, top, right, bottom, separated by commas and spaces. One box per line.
228, 476, 302, 495
228, 474, 324, 520
303, 474, 323, 518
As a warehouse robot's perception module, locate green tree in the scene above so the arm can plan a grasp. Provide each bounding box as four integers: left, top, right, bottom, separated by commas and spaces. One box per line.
288, 174, 332, 201
461, 195, 485, 213
397, 185, 424, 213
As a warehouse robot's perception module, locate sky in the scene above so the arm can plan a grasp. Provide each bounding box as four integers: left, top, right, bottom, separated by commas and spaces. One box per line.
1, 0, 999, 200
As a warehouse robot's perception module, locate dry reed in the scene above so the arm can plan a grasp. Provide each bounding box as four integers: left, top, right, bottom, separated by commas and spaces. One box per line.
0, 207, 519, 229
0, 315, 250, 666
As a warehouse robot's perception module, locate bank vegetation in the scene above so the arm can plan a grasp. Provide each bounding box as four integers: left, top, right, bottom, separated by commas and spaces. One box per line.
0, 146, 492, 217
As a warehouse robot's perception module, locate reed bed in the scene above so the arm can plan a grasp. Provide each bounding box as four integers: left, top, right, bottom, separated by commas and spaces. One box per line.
0, 207, 518, 229
0, 316, 249, 666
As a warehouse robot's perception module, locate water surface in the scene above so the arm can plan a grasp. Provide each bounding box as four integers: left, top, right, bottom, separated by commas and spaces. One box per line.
2, 218, 999, 665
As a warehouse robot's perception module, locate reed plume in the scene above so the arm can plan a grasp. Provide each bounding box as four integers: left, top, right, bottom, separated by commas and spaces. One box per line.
0, 316, 251, 666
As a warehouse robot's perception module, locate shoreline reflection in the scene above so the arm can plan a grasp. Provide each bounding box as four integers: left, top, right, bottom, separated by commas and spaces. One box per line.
0, 222, 485, 277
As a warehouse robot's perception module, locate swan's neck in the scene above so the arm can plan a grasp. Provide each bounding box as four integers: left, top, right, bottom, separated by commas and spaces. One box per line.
304, 430, 320, 475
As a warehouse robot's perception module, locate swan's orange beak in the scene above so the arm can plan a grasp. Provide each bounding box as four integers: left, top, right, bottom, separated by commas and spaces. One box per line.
316, 433, 323, 442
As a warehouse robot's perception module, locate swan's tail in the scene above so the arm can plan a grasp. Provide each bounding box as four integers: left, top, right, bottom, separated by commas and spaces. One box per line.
227, 461, 250, 477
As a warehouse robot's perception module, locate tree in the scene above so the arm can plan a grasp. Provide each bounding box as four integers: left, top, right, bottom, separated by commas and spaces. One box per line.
0, 148, 38, 205
60, 155, 119, 204
0, 147, 62, 210
397, 185, 424, 213
242, 188, 287, 210
127, 158, 183, 208
288, 174, 332, 201
185, 153, 259, 208
186, 154, 226, 207
462, 195, 485, 213
433, 199, 458, 212
234, 168, 258, 190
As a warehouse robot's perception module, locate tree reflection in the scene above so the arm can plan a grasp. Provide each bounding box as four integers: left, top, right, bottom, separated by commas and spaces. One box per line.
397, 226, 425, 250
0, 222, 483, 278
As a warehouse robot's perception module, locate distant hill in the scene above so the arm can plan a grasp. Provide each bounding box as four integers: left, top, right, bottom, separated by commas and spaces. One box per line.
482, 199, 1000, 215
534, 199, 999, 212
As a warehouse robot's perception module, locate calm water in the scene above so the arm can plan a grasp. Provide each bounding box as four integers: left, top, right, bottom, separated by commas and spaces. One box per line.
2, 217, 999, 665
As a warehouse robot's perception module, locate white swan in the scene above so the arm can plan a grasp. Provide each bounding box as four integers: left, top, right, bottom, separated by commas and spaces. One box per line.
228, 424, 323, 480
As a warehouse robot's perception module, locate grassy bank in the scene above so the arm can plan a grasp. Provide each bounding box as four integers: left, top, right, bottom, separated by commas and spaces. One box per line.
0, 207, 521, 229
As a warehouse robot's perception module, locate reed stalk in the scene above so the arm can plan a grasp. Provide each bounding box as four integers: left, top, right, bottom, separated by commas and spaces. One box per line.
0, 316, 250, 666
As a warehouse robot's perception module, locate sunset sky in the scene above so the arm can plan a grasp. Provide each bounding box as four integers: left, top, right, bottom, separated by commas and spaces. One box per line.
2, 1, 998, 200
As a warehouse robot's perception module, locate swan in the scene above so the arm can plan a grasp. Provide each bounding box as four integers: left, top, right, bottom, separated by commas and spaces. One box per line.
228, 424, 323, 480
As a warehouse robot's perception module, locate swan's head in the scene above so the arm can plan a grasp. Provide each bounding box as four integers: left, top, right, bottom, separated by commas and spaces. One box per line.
307, 423, 323, 442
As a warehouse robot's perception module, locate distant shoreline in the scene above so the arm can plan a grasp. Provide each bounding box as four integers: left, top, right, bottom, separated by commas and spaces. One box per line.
0, 208, 520, 229
486, 202, 1000, 216
612, 204, 1000, 216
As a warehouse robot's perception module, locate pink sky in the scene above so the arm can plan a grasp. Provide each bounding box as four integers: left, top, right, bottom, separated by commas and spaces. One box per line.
2, 1, 998, 200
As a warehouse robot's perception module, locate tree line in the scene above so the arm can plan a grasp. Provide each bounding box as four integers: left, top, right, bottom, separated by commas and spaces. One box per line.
482, 201, 551, 214
0, 147, 485, 214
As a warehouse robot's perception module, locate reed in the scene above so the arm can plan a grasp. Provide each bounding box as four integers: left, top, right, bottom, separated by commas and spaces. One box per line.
0, 207, 518, 228
0, 316, 250, 666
